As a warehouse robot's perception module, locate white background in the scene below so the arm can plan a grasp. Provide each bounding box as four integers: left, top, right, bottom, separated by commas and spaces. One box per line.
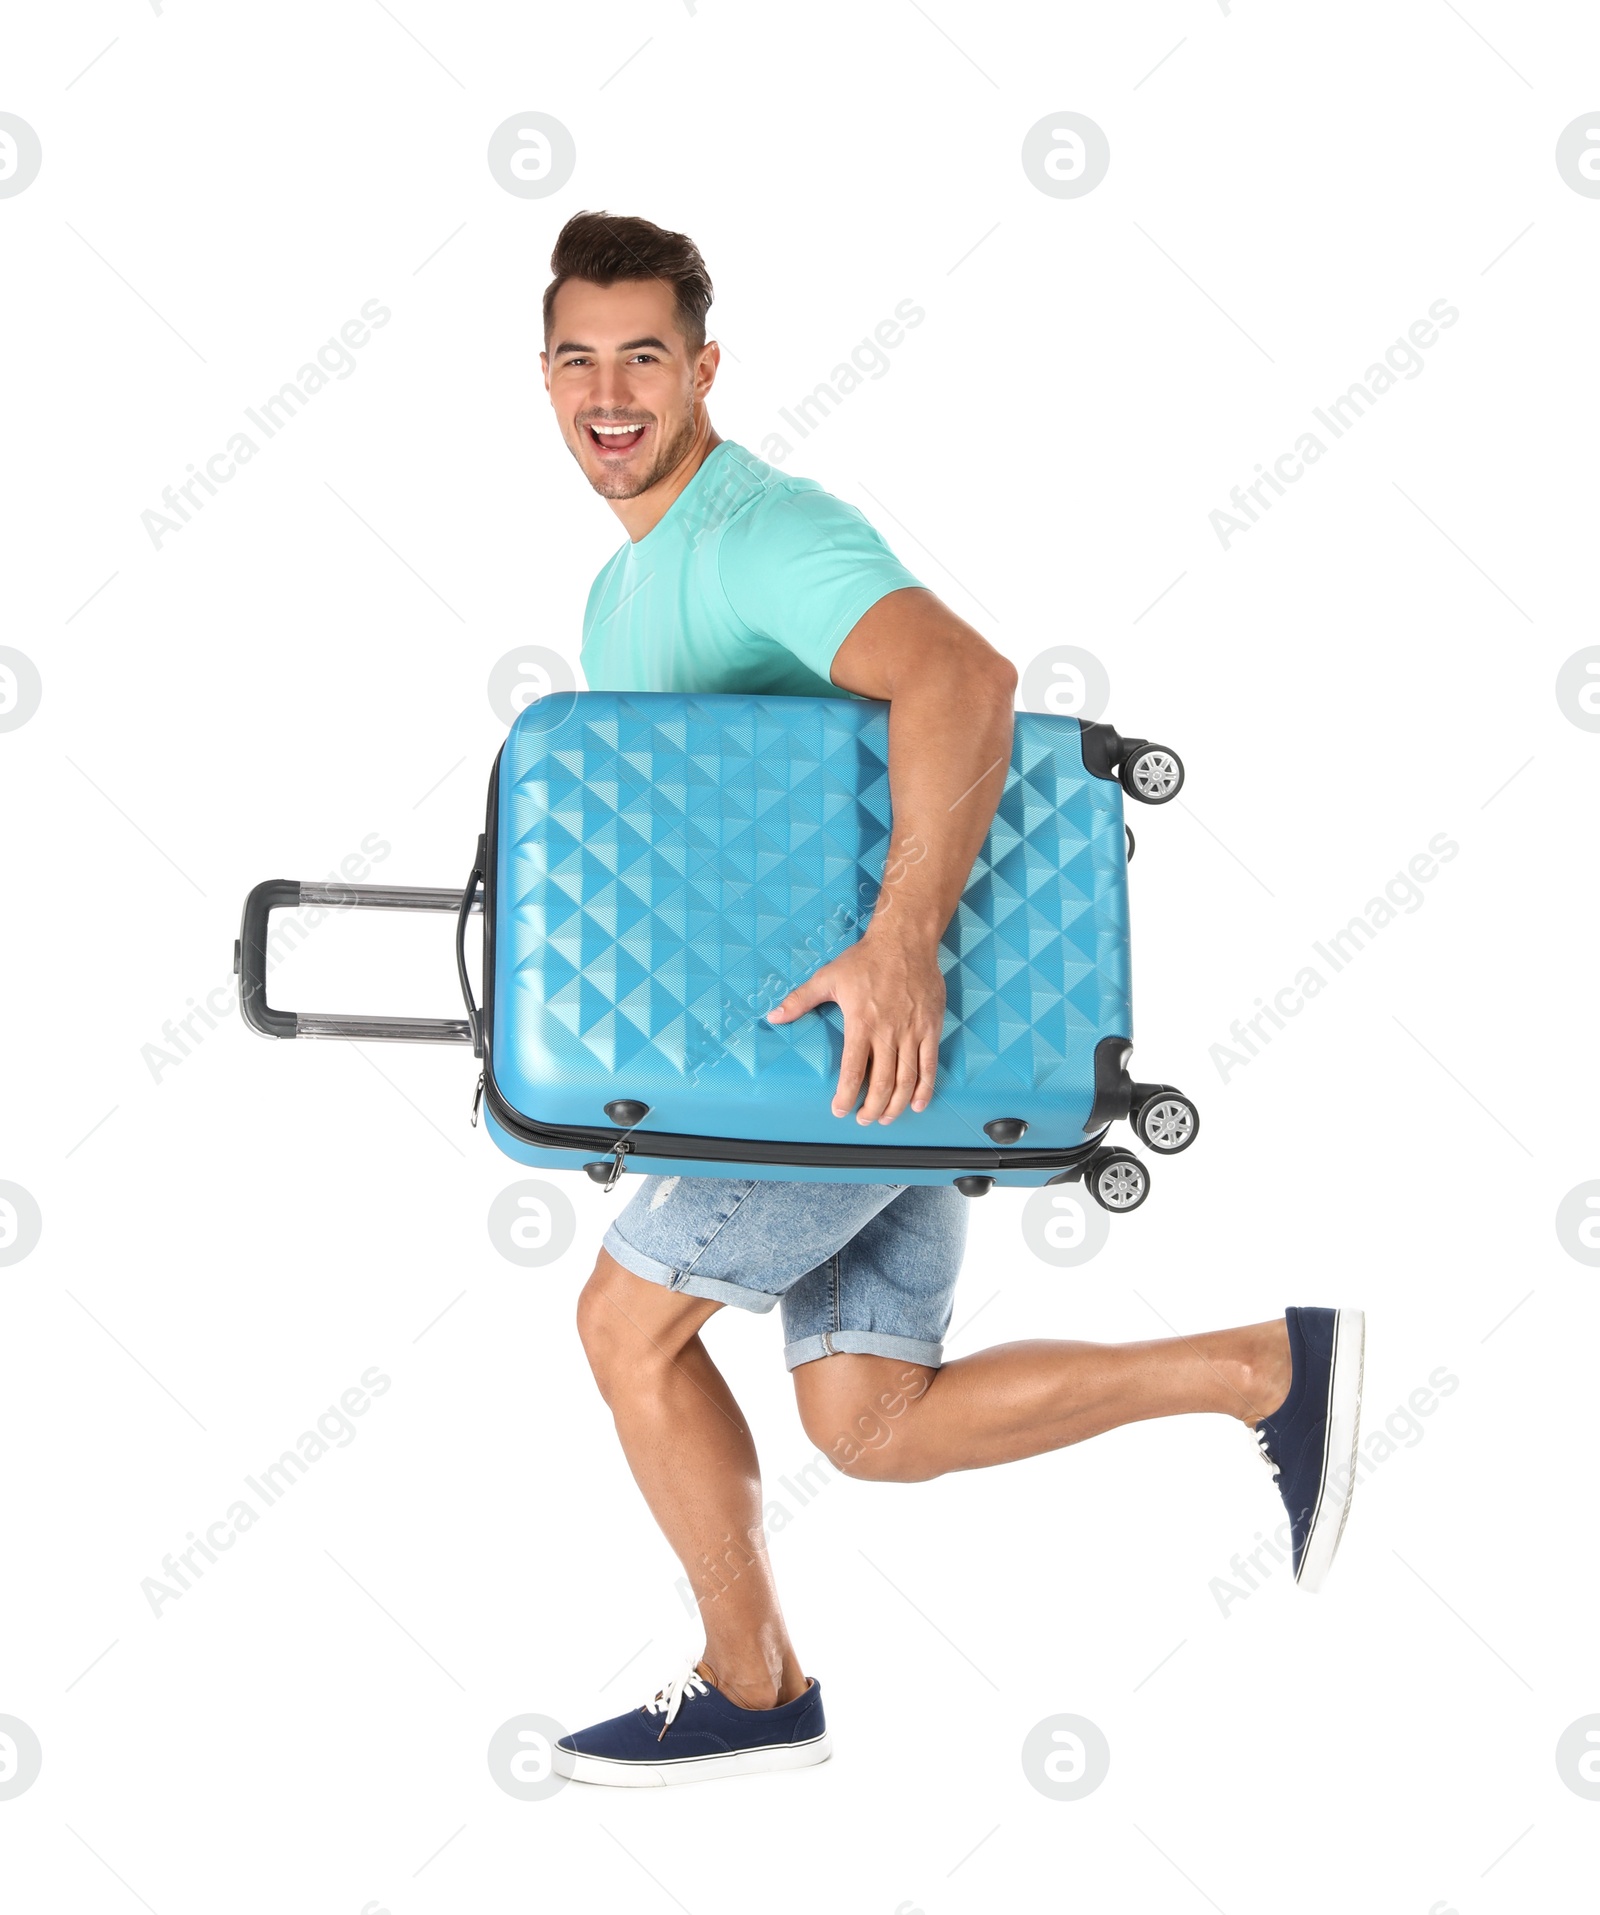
3, 3, 1598, 1910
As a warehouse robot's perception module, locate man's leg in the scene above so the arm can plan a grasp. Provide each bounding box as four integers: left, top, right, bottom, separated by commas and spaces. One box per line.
576, 1249, 807, 1708
791, 1320, 1292, 1482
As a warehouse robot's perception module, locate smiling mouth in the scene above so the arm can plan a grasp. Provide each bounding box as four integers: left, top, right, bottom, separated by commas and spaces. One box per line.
586, 420, 649, 456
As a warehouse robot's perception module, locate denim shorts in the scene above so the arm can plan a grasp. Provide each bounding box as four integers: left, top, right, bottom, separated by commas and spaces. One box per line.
601, 1177, 968, 1371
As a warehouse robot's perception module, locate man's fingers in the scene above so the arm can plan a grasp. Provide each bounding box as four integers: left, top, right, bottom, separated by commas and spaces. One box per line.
856, 1035, 900, 1125
912, 1029, 940, 1113
876, 1037, 922, 1126
785, 944, 944, 1123
767, 967, 832, 1024
832, 1028, 871, 1117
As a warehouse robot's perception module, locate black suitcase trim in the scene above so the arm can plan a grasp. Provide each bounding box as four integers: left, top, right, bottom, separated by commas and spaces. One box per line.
474, 746, 1116, 1176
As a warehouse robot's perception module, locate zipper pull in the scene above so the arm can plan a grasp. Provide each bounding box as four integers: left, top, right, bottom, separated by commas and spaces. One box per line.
470, 1070, 485, 1128
603, 1140, 629, 1192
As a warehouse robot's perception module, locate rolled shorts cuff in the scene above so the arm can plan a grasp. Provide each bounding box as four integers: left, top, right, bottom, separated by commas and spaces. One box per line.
601, 1223, 780, 1315
783, 1329, 945, 1372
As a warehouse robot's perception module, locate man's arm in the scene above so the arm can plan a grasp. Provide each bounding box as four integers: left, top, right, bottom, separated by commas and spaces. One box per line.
765, 586, 1017, 1125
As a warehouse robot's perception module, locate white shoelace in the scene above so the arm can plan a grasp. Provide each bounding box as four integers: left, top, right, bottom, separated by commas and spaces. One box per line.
1255, 1427, 1280, 1480
641, 1665, 709, 1740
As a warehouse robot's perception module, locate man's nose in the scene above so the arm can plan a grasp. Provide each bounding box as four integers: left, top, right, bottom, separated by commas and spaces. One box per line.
588, 367, 633, 412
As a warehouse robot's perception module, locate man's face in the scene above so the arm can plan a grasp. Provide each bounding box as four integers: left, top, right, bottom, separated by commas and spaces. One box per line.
541, 278, 716, 501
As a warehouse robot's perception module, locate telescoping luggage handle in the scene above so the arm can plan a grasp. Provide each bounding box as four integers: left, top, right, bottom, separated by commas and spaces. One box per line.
234, 838, 485, 1051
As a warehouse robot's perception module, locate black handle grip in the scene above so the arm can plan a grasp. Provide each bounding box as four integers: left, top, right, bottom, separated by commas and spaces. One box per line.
234, 877, 479, 1044
236, 881, 303, 1038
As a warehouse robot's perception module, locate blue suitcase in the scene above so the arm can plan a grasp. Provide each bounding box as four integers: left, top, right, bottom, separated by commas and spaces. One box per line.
236, 693, 1198, 1210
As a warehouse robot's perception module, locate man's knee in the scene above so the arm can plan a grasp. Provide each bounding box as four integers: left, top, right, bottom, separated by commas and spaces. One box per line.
575, 1251, 714, 1403
574, 1270, 623, 1387
798, 1412, 925, 1483
794, 1356, 936, 1483
814, 1429, 916, 1483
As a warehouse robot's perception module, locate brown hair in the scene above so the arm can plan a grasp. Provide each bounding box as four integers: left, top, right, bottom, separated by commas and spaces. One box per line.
543, 210, 714, 352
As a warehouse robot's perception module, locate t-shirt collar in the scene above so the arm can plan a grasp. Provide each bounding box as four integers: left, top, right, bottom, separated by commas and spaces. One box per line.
628, 439, 734, 549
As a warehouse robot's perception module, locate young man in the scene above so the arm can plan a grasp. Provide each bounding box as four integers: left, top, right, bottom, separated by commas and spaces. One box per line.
539, 211, 1365, 1787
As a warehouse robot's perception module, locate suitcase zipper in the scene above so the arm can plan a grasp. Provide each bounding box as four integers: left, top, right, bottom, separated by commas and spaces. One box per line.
478, 1066, 1104, 1173
470, 1070, 485, 1128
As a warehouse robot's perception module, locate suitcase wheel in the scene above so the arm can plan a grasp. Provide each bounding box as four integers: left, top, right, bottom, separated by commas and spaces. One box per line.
1120, 744, 1184, 805
1131, 1088, 1199, 1155
1085, 1149, 1150, 1212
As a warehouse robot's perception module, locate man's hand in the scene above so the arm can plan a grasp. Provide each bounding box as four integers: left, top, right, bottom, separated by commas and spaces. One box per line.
766, 922, 946, 1124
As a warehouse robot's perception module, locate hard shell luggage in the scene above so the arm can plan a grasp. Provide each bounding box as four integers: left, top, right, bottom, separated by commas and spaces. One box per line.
237, 692, 1198, 1210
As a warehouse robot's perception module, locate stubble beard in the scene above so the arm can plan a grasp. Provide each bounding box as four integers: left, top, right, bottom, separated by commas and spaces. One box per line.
578, 412, 698, 501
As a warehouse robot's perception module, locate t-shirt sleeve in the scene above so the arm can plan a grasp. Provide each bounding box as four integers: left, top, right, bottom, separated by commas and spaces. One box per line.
716, 485, 925, 686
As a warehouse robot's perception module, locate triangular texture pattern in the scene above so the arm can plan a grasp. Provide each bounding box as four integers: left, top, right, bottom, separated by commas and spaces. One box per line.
491, 693, 1130, 1149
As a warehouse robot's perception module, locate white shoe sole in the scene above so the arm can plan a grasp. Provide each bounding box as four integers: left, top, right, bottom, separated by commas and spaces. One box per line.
1295, 1308, 1365, 1593
553, 1732, 831, 1788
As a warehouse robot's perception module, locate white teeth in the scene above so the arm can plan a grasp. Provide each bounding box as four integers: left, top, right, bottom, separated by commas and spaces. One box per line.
590, 423, 646, 436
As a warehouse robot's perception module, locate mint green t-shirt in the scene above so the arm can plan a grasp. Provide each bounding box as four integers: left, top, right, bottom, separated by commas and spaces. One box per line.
580, 441, 924, 699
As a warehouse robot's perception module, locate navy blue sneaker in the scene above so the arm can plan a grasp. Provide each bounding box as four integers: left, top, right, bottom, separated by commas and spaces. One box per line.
1253, 1307, 1366, 1592
553, 1663, 830, 1787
